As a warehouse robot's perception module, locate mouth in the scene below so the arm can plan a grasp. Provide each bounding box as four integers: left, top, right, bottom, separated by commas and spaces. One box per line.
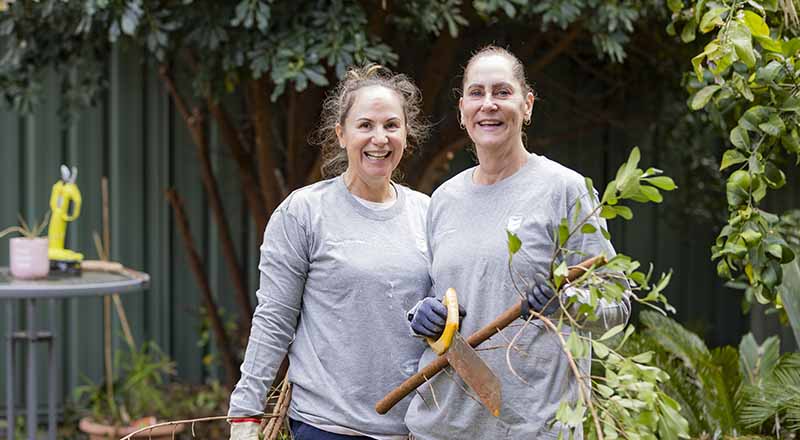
476, 120, 504, 129
364, 150, 392, 160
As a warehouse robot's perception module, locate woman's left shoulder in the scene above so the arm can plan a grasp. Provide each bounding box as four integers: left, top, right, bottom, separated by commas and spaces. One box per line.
535, 155, 587, 188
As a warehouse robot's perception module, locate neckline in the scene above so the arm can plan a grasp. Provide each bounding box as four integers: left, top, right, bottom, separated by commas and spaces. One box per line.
337, 175, 406, 221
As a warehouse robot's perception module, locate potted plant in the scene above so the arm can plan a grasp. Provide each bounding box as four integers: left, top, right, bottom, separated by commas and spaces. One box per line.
75, 342, 186, 439
0, 212, 51, 279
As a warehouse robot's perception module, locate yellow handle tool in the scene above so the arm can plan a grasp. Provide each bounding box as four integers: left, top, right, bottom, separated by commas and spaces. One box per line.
426, 288, 459, 355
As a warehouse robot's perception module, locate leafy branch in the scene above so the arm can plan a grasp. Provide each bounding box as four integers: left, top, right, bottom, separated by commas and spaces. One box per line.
672, 0, 800, 306
506, 148, 688, 439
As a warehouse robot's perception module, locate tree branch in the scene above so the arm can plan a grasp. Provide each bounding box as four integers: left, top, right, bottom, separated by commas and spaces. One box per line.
207, 98, 269, 233
158, 67, 254, 335
421, 32, 458, 116
247, 77, 285, 211
166, 189, 239, 388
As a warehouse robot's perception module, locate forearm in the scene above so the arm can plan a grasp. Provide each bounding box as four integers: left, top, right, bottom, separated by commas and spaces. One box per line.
228, 297, 300, 417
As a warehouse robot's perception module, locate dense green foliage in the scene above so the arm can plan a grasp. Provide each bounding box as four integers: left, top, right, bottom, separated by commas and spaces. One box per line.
672, 0, 800, 309
625, 310, 800, 437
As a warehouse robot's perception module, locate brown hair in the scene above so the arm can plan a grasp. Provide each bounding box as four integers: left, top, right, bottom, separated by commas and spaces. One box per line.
313, 65, 429, 179
462, 45, 534, 96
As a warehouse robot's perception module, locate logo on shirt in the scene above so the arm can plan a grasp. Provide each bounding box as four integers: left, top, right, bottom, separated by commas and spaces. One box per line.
507, 215, 523, 233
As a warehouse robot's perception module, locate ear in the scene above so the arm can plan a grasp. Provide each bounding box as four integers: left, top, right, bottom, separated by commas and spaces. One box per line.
335, 123, 345, 148
458, 97, 465, 124
524, 92, 535, 121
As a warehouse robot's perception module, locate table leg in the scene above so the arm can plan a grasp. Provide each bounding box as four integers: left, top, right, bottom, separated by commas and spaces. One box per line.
25, 299, 36, 440
47, 299, 56, 440
6, 301, 15, 440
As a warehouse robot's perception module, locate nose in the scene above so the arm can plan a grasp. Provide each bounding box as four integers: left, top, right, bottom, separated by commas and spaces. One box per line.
481, 95, 498, 112
372, 127, 388, 145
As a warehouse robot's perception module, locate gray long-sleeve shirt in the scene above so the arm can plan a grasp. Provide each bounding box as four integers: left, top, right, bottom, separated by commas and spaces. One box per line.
228, 175, 431, 439
405, 153, 630, 440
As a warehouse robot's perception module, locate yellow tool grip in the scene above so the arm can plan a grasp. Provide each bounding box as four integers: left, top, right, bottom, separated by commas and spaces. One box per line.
426, 288, 459, 355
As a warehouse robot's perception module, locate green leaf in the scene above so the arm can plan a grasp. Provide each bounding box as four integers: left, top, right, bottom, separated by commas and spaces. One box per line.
729, 21, 756, 68
581, 223, 597, 234
558, 218, 569, 247
667, 0, 684, 12
692, 41, 718, 80
681, 18, 698, 43
584, 177, 596, 204
740, 229, 763, 244
631, 351, 654, 363
782, 37, 800, 57
781, 96, 800, 113
730, 126, 751, 150
781, 132, 800, 153
699, 7, 727, 33
763, 161, 786, 188
739, 106, 773, 131
614, 205, 633, 220
742, 10, 769, 37
303, 68, 329, 87
643, 176, 677, 191
592, 340, 610, 359
600, 205, 617, 219
758, 114, 785, 136
690, 85, 721, 110
755, 35, 782, 52
755, 60, 782, 82
600, 226, 611, 240
507, 230, 522, 256
640, 186, 663, 203
720, 148, 747, 170
599, 323, 626, 341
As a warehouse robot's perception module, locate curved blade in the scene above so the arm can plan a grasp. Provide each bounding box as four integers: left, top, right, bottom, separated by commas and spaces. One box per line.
446, 332, 502, 417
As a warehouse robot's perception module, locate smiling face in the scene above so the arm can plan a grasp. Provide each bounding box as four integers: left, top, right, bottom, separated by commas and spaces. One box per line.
460, 54, 534, 153
336, 85, 407, 194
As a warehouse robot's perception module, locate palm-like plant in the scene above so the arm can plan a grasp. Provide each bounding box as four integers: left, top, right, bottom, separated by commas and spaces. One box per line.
625, 311, 800, 438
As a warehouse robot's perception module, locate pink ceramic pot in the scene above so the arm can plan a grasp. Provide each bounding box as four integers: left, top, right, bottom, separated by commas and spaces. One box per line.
9, 237, 49, 279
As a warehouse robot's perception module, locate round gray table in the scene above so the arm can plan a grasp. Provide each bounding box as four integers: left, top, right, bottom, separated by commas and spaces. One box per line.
0, 267, 149, 440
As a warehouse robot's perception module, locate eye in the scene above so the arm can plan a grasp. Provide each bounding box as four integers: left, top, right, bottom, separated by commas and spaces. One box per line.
358, 121, 371, 129
496, 89, 511, 97
386, 121, 400, 130
468, 89, 483, 97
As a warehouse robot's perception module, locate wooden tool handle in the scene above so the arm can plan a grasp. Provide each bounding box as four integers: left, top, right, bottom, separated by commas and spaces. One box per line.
375, 255, 607, 415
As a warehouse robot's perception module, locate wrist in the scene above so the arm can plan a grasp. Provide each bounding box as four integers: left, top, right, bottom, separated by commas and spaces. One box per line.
230, 418, 261, 424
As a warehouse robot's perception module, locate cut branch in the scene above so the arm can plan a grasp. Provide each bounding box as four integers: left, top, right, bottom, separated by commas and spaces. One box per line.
166, 189, 239, 387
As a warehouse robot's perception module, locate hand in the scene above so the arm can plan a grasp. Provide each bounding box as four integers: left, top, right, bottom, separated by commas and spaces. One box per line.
410, 297, 467, 338
521, 275, 559, 319
230, 420, 260, 440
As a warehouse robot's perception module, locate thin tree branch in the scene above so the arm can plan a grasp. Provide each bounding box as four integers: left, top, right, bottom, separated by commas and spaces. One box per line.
165, 189, 239, 387
207, 98, 269, 234
158, 66, 254, 337
247, 77, 285, 211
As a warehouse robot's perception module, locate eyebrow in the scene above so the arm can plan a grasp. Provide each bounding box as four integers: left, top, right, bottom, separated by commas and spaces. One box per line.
466, 82, 514, 89
355, 116, 401, 122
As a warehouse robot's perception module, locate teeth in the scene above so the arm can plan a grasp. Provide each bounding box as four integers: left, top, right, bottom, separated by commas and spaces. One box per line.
478, 121, 502, 126
365, 151, 391, 159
